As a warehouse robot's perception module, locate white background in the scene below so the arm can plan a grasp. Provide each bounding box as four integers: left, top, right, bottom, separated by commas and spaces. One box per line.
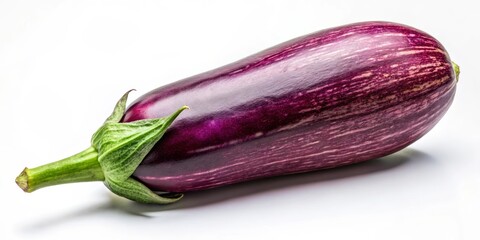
1, 0, 479, 239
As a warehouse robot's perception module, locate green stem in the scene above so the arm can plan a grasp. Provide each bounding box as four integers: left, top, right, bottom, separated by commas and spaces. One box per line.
15, 147, 104, 192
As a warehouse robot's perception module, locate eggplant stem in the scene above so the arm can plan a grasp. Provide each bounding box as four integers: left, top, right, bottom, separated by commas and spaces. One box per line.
15, 147, 104, 192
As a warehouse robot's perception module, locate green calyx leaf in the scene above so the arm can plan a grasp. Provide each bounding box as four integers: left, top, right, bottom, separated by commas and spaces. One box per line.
93, 91, 188, 204
92, 107, 188, 182
105, 177, 183, 204
105, 89, 136, 123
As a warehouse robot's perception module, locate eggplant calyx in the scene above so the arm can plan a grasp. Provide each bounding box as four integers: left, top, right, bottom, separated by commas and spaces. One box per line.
15, 90, 188, 204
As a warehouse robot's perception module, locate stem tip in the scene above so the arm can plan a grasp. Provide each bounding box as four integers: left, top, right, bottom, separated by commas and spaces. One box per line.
16, 168, 30, 192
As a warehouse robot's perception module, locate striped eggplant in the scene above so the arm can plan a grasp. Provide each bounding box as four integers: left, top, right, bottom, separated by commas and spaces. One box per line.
16, 21, 459, 204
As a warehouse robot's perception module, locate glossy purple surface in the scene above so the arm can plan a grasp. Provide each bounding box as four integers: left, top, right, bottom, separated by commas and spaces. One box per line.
123, 22, 457, 192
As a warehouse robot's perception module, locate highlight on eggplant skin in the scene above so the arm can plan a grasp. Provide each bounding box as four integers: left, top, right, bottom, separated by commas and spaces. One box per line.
123, 21, 458, 193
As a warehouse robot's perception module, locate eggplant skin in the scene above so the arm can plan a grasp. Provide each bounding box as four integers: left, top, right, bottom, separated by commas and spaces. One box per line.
123, 21, 457, 193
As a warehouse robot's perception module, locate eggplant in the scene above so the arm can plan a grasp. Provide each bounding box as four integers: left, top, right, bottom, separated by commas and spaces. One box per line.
16, 21, 459, 204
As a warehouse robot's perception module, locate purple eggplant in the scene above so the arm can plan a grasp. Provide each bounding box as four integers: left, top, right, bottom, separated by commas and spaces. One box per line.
125, 21, 458, 193
16, 21, 459, 204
